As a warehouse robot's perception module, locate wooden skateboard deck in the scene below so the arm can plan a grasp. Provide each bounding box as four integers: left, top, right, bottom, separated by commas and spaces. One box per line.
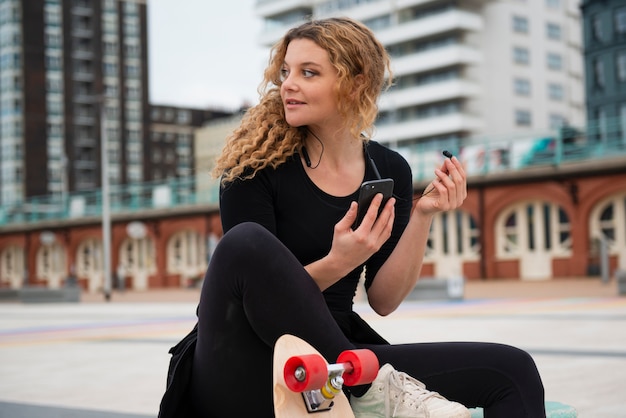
273, 334, 355, 418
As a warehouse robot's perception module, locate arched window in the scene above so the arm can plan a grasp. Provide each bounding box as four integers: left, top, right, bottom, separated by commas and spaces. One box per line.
36, 243, 66, 287
590, 193, 626, 269
76, 238, 102, 276
497, 201, 571, 258
166, 230, 207, 277
425, 210, 480, 260
0, 245, 24, 288
119, 237, 155, 273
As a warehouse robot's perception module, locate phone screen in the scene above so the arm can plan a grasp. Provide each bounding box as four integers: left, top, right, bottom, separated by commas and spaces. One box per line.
353, 178, 394, 229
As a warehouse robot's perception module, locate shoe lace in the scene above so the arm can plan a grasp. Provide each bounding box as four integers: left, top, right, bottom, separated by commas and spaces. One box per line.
386, 369, 439, 417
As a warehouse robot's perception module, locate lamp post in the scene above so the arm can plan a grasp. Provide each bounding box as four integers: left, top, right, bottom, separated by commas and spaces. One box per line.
100, 98, 112, 301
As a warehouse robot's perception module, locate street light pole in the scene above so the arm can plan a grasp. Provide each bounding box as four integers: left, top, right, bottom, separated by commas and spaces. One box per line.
100, 99, 112, 301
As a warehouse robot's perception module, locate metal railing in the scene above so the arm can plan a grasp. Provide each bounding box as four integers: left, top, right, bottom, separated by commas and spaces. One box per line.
1, 118, 624, 227
402, 117, 625, 182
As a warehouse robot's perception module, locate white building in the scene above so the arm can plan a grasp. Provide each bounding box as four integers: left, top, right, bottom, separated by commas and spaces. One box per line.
255, 0, 585, 157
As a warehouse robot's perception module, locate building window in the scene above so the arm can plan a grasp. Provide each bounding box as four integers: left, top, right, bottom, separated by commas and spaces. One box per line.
515, 109, 532, 126
594, 107, 608, 142
125, 64, 139, 77
616, 7, 626, 35
45, 55, 62, 70
123, 1, 138, 14
513, 15, 528, 33
103, 0, 117, 11
546, 22, 561, 40
497, 202, 571, 258
545, 0, 560, 8
513, 47, 530, 65
514, 78, 531, 96
548, 83, 564, 101
549, 114, 566, 129
177, 110, 191, 124
363, 14, 391, 31
104, 63, 117, 76
425, 210, 480, 261
547, 52, 562, 70
617, 50, 626, 83
591, 194, 626, 261
593, 58, 605, 88
592, 14, 604, 42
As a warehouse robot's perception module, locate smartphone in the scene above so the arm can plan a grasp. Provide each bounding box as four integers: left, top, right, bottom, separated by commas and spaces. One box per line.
353, 178, 394, 229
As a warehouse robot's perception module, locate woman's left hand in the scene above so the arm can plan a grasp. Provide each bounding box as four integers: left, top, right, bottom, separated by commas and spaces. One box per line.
415, 156, 467, 215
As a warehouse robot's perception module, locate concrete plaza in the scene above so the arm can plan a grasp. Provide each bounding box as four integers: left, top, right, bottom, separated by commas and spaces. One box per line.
0, 278, 624, 417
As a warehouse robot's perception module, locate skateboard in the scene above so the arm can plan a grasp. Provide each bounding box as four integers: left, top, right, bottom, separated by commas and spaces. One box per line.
273, 334, 379, 418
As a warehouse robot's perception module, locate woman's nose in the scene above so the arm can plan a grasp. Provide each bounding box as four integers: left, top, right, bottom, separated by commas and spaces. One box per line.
281, 73, 298, 91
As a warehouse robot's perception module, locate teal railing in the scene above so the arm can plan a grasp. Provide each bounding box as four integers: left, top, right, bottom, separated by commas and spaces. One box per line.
400, 117, 625, 182
0, 176, 221, 227
1, 118, 624, 227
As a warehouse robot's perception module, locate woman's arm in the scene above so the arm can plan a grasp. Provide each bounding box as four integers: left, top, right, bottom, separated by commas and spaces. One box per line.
219, 173, 278, 235
367, 156, 467, 316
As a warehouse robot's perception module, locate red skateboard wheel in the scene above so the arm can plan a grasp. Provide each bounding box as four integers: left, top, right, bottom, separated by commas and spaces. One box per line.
284, 354, 328, 392
336, 349, 379, 386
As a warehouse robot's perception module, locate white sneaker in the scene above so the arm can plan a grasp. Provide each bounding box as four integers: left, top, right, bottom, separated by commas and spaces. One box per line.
350, 364, 470, 418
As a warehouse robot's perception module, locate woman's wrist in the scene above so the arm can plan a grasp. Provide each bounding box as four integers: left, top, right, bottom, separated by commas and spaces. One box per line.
411, 206, 435, 223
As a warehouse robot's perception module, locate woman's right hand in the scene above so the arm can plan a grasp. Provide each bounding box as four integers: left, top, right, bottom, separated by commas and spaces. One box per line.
304, 194, 395, 290
330, 194, 395, 274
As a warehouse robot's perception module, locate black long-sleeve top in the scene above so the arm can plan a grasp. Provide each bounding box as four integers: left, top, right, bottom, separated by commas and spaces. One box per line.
219, 140, 414, 315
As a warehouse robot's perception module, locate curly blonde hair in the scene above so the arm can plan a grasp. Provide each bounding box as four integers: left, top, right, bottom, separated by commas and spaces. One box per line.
212, 17, 392, 183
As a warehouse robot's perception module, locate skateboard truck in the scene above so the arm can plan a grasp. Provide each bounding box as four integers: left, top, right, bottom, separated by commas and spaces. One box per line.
284, 349, 379, 413
297, 363, 345, 412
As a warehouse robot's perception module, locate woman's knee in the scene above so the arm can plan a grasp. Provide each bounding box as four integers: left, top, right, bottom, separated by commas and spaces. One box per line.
492, 344, 544, 389
213, 222, 277, 262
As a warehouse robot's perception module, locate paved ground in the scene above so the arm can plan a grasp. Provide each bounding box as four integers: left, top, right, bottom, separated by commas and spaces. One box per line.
0, 277, 624, 417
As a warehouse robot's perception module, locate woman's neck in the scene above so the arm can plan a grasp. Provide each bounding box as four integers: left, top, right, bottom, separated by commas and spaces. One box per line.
302, 128, 366, 196
305, 127, 361, 166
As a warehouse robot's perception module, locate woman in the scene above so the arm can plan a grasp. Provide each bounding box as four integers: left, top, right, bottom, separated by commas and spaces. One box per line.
158, 17, 545, 418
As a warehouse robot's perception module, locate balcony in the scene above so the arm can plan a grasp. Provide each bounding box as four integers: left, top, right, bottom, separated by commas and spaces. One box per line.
256, 0, 313, 18
379, 79, 481, 112
373, 113, 483, 143
378, 9, 483, 46
71, 2, 94, 17
317, 0, 389, 21
391, 45, 482, 78
72, 70, 95, 82
74, 158, 97, 170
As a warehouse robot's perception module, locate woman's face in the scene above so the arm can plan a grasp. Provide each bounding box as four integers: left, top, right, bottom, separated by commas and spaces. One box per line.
280, 38, 341, 130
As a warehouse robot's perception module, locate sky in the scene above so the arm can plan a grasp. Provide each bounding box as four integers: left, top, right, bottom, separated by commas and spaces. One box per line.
147, 0, 269, 111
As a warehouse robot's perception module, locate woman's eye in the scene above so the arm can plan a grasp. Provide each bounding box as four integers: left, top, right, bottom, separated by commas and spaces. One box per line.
303, 69, 316, 78
279, 68, 289, 81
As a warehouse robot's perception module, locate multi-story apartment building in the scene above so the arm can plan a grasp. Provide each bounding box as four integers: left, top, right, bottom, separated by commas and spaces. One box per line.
0, 0, 149, 208
581, 0, 626, 143
148, 104, 232, 183
255, 0, 585, 155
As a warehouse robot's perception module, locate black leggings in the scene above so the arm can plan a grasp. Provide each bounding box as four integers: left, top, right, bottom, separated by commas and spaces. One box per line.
190, 222, 545, 417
